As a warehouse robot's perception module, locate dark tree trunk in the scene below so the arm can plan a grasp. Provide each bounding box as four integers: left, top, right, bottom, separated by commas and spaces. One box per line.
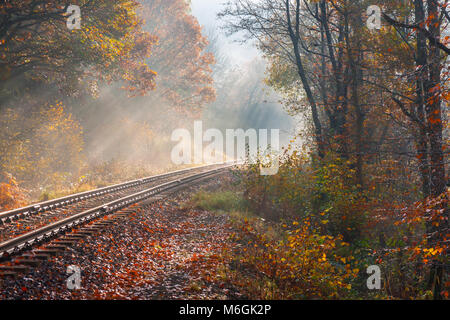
414, 0, 431, 198
346, 4, 365, 189
286, 0, 324, 158
425, 0, 447, 300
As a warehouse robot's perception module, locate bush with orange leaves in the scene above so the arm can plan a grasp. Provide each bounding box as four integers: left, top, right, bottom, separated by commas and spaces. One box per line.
368, 191, 449, 299
223, 217, 358, 299
0, 174, 27, 211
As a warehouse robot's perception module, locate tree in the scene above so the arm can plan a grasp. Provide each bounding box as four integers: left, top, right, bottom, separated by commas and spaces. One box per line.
221, 0, 449, 299
139, 0, 216, 116
381, 0, 448, 299
0, 102, 84, 193
220, 0, 325, 157
0, 0, 157, 105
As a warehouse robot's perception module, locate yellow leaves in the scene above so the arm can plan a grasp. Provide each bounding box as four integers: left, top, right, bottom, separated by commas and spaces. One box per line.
228, 213, 355, 299
423, 247, 443, 256
0, 177, 27, 210
320, 207, 333, 216
0, 103, 84, 192
429, 248, 440, 256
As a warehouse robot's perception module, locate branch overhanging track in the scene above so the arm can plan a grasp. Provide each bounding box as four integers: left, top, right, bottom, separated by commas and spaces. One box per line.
0, 162, 237, 260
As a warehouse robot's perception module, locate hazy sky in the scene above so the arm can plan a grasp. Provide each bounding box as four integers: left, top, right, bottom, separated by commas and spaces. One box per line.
191, 0, 260, 66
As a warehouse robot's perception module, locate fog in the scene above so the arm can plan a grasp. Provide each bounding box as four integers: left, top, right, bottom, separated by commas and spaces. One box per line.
0, 0, 296, 198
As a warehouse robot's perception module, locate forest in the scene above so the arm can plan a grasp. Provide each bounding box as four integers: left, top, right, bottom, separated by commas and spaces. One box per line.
0, 0, 448, 300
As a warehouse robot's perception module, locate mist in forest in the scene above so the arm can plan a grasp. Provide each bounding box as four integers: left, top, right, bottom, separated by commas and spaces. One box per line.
0, 0, 294, 201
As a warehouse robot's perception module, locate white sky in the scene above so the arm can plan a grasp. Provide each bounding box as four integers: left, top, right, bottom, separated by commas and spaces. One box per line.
191, 0, 260, 66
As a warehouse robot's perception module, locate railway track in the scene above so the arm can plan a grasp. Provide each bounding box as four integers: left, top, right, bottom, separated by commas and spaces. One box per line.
0, 162, 233, 243
0, 163, 237, 277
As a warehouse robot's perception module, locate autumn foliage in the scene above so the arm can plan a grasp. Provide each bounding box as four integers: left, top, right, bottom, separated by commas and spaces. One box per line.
0, 0, 447, 301
140, 0, 216, 117
0, 174, 27, 211
224, 217, 358, 299
220, 0, 448, 299
0, 1, 157, 97
0, 0, 215, 206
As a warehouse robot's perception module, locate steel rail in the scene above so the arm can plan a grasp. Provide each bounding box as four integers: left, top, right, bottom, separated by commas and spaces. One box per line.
0, 164, 235, 257
0, 161, 235, 224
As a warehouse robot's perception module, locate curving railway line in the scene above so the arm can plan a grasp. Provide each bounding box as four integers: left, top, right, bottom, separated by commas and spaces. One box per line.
0, 162, 237, 277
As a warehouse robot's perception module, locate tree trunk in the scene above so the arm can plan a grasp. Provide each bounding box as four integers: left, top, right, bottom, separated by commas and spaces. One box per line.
286, 0, 324, 158
425, 0, 447, 300
414, 0, 431, 198
320, 1, 349, 158
346, 3, 364, 189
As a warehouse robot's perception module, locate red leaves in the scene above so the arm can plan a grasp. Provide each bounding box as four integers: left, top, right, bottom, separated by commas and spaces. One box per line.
27, 196, 232, 300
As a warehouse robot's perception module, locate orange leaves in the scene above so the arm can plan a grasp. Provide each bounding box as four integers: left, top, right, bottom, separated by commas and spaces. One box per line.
1, 103, 84, 192
0, 174, 27, 211
138, 0, 216, 112
442, 91, 450, 102
0, 0, 157, 97
225, 214, 354, 299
